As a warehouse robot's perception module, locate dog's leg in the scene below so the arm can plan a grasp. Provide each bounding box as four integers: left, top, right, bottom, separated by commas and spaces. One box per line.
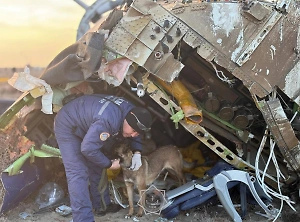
136, 181, 146, 217
170, 166, 186, 186
125, 182, 134, 217
178, 170, 186, 185
122, 186, 128, 199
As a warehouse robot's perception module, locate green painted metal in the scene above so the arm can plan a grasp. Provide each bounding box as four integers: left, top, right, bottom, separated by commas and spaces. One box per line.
0, 93, 35, 129
3, 144, 61, 176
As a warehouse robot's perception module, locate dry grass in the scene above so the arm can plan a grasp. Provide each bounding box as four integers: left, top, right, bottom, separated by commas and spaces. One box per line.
0, 112, 28, 215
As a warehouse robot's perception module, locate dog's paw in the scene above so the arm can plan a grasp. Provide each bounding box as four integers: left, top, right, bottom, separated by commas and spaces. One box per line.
136, 212, 143, 217
125, 214, 132, 219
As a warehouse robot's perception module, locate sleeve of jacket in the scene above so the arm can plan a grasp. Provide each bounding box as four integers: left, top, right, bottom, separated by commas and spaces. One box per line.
81, 121, 112, 168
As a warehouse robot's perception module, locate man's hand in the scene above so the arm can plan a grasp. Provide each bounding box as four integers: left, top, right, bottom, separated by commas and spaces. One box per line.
109, 159, 120, 170
129, 152, 142, 171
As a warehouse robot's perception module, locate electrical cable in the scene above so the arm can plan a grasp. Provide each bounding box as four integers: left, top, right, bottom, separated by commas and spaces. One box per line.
208, 61, 236, 87
255, 128, 296, 221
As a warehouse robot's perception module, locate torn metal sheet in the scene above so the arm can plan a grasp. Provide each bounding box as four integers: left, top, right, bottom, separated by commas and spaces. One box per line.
105, 24, 136, 55
131, 0, 158, 15
137, 19, 166, 51
283, 59, 300, 106
258, 98, 300, 172
148, 3, 178, 31
170, 1, 275, 64
125, 39, 153, 66
183, 29, 203, 49
243, 1, 271, 21
154, 53, 184, 82
239, 1, 300, 98
232, 67, 271, 98
197, 42, 217, 62
144, 51, 172, 75
120, 14, 152, 37
105, 1, 185, 82
235, 9, 282, 66
163, 0, 299, 100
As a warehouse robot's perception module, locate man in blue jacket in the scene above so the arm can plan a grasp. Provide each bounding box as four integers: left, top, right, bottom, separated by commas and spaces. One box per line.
54, 94, 152, 222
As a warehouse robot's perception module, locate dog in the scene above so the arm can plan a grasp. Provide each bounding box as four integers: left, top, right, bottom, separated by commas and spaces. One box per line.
114, 142, 186, 217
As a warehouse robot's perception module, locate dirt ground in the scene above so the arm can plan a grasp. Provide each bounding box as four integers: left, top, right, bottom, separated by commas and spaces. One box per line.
1, 182, 299, 222
1, 198, 299, 222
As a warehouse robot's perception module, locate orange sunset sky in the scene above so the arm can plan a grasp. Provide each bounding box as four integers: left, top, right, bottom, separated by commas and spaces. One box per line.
0, 0, 96, 68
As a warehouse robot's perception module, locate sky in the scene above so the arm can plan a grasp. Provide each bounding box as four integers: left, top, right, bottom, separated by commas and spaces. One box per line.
0, 0, 96, 68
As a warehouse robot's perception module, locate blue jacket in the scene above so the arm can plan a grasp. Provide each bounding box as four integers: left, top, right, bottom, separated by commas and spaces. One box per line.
56, 94, 142, 168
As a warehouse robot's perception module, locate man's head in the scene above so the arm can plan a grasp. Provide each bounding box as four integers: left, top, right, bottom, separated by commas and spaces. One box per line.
122, 107, 152, 137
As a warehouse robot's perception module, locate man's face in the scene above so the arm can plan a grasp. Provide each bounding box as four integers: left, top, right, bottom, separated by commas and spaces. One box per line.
122, 119, 139, 137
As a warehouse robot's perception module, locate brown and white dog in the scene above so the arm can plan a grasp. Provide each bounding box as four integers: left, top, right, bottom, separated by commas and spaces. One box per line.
114, 142, 186, 217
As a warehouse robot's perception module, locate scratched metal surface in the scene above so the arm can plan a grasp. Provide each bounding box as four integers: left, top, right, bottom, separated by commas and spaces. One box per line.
170, 2, 274, 61
240, 2, 300, 100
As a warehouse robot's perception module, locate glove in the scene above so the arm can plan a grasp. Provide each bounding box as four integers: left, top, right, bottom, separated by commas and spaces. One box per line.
129, 153, 142, 171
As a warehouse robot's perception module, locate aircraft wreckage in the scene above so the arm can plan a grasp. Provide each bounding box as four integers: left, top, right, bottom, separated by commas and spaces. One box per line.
1, 0, 300, 220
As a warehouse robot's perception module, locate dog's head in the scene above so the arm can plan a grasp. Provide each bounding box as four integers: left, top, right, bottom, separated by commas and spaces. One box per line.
114, 142, 133, 168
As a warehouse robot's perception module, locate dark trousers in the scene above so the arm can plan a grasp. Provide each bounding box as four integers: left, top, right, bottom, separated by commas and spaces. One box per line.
54, 116, 110, 222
